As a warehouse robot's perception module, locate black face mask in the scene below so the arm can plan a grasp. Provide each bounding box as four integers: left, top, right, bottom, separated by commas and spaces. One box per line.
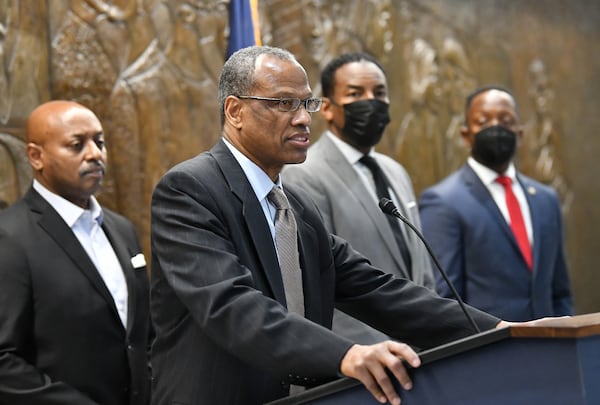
472, 125, 517, 167
340, 99, 390, 148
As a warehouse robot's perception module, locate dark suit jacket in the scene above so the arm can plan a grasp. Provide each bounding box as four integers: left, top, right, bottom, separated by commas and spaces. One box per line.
149, 139, 500, 405
419, 164, 573, 321
0, 188, 151, 405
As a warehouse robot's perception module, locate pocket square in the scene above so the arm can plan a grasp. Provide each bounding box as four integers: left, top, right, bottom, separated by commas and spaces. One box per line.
131, 253, 146, 269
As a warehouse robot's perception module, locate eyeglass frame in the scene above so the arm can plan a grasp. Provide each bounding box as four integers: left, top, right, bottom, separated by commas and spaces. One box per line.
236, 95, 323, 113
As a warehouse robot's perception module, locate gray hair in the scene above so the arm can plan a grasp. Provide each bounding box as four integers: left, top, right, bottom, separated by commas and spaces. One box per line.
218, 46, 297, 126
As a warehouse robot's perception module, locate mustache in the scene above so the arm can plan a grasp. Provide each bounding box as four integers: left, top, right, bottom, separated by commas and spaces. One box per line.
80, 160, 106, 176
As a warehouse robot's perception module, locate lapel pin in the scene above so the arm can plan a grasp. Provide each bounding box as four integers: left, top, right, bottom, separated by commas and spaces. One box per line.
527, 186, 536, 195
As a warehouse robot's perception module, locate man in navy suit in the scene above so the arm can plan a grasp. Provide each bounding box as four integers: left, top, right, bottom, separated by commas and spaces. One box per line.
0, 100, 151, 404
419, 85, 573, 321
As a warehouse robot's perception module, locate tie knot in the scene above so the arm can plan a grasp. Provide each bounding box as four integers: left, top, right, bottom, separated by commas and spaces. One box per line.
268, 186, 289, 210
359, 154, 378, 171
496, 175, 512, 188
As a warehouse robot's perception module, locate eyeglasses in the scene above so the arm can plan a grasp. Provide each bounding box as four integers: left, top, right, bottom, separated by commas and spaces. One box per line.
237, 95, 322, 112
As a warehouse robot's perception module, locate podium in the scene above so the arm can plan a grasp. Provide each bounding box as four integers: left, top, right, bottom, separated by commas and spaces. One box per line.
266, 313, 600, 405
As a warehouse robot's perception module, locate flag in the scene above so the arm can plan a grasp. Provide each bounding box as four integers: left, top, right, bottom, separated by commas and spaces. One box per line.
226, 0, 262, 60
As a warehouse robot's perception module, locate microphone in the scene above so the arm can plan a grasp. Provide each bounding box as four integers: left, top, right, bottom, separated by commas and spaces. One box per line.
378, 198, 481, 333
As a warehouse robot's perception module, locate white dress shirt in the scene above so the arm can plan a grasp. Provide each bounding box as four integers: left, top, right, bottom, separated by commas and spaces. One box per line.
223, 138, 281, 244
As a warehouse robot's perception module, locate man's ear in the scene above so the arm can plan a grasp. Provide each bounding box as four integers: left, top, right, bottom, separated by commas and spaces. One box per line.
516, 125, 524, 142
459, 125, 473, 148
224, 96, 243, 129
27, 143, 43, 171
319, 97, 335, 122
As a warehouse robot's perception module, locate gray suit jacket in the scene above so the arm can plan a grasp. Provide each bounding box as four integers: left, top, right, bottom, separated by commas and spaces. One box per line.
284, 133, 434, 343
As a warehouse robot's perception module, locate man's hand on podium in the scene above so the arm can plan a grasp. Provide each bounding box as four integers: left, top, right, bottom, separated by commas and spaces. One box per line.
496, 320, 513, 328
496, 316, 572, 329
340, 341, 421, 405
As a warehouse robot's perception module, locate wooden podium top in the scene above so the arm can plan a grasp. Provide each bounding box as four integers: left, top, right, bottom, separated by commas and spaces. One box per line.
508, 312, 600, 338
418, 312, 600, 366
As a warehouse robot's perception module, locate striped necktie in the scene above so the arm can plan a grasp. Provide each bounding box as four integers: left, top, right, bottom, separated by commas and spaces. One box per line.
268, 186, 305, 315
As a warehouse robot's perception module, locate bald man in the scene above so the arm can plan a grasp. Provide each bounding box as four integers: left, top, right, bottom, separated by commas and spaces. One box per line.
0, 101, 151, 405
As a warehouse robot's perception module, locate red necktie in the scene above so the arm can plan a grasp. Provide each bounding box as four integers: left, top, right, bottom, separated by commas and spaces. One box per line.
496, 175, 533, 270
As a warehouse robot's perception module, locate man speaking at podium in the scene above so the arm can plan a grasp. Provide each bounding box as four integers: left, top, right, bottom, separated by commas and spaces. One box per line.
149, 46, 508, 405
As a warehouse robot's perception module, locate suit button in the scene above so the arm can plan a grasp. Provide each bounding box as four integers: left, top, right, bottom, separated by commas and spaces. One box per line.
127, 344, 133, 350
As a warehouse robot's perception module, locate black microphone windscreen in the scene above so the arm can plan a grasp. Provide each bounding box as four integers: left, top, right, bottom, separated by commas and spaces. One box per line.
378, 198, 396, 215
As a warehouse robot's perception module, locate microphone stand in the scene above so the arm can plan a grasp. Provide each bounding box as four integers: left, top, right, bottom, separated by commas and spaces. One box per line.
379, 198, 481, 333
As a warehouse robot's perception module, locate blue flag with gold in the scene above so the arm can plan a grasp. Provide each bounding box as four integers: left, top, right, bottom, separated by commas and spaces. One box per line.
226, 0, 262, 60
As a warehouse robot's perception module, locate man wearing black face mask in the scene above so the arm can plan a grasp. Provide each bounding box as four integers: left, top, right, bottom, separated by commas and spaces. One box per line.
419, 85, 573, 322
284, 52, 435, 344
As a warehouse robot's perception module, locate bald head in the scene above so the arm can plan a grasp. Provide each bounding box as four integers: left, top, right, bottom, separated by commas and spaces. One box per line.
26, 100, 107, 208
27, 100, 98, 144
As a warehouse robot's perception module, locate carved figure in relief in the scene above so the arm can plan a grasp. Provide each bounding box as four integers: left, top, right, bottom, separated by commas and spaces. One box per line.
1, 1, 49, 124
439, 36, 476, 174
108, 0, 228, 252
0, 141, 18, 208
395, 38, 443, 194
520, 59, 573, 214
0, 11, 10, 123
0, 133, 31, 208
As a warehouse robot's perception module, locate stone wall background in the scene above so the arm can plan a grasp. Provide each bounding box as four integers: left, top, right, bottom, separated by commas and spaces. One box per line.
1, 0, 598, 314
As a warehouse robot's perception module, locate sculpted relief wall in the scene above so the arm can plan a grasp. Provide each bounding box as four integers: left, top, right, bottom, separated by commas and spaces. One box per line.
1, 0, 599, 313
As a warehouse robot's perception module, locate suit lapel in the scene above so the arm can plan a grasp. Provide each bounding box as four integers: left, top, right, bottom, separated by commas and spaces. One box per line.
26, 189, 121, 321
211, 140, 287, 305
320, 137, 408, 275
462, 165, 528, 267
102, 213, 137, 333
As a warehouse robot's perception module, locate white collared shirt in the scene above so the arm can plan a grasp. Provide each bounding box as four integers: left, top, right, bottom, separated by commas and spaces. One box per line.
222, 138, 280, 244
467, 157, 534, 244
33, 180, 129, 328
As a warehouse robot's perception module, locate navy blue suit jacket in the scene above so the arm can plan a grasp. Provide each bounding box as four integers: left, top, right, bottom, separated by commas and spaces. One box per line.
419, 164, 573, 321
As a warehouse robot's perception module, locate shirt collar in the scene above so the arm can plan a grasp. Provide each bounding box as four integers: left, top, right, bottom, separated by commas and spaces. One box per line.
325, 131, 373, 165
467, 156, 517, 186
222, 137, 281, 202
33, 179, 103, 228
